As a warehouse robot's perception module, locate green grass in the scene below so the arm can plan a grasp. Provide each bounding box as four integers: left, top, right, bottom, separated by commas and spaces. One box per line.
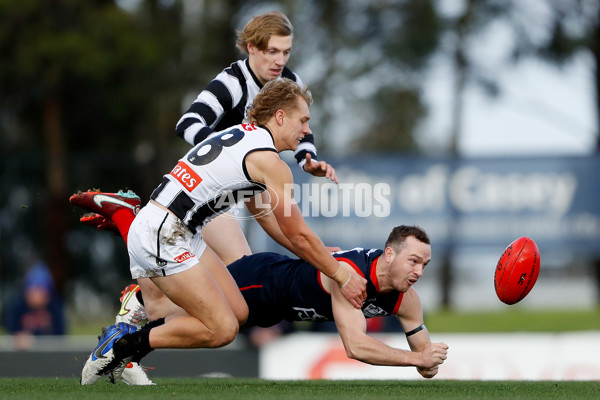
0, 378, 598, 399
67, 308, 600, 335
67, 318, 115, 335
424, 308, 600, 333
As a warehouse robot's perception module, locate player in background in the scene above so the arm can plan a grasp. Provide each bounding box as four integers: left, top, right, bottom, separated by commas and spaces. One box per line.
177, 11, 329, 177
78, 78, 367, 385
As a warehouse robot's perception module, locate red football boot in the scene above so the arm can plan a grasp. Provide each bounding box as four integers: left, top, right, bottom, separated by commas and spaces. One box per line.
69, 189, 141, 245
69, 189, 141, 218
80, 213, 119, 235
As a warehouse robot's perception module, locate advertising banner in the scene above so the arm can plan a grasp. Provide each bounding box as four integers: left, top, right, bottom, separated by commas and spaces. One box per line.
283, 155, 600, 255
261, 332, 600, 381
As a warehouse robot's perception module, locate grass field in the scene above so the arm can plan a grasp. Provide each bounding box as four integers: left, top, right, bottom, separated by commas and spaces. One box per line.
423, 308, 600, 332
0, 378, 599, 399
3, 309, 598, 398
68, 308, 600, 335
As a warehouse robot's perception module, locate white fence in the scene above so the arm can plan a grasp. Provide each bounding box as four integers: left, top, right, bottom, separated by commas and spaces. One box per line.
261, 332, 600, 381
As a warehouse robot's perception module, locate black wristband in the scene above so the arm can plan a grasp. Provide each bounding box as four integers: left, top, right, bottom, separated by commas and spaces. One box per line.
405, 324, 425, 337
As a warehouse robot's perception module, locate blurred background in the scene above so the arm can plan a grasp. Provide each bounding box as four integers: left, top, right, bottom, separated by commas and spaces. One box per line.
1, 0, 600, 343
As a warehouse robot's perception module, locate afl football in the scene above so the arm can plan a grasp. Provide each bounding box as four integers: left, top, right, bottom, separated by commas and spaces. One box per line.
494, 237, 540, 305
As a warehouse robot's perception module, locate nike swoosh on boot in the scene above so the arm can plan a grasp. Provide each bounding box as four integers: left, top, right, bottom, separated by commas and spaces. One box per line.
93, 331, 123, 360
118, 290, 136, 316
93, 194, 137, 211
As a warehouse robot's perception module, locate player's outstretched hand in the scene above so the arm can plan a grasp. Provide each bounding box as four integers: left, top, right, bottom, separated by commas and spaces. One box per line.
418, 342, 448, 374
303, 154, 338, 183
340, 272, 367, 309
417, 366, 439, 379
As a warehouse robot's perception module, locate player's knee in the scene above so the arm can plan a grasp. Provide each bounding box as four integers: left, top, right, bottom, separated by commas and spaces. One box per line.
210, 318, 239, 347
200, 313, 239, 348
235, 301, 249, 326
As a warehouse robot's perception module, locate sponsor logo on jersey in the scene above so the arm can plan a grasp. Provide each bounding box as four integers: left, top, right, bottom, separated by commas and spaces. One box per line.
174, 251, 193, 263
241, 123, 257, 131
170, 161, 202, 191
362, 302, 389, 318
292, 307, 328, 322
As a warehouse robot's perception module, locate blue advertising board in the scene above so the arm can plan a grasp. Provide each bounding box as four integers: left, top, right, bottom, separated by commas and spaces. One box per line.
282, 155, 600, 255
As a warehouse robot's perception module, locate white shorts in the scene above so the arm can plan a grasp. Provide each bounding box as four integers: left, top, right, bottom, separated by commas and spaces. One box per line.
128, 202, 207, 279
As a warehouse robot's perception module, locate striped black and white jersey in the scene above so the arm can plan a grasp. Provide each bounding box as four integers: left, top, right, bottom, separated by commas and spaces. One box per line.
151, 123, 276, 233
175, 58, 317, 168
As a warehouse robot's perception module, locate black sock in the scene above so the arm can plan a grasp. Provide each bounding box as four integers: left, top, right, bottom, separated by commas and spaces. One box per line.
114, 318, 165, 361
142, 317, 165, 331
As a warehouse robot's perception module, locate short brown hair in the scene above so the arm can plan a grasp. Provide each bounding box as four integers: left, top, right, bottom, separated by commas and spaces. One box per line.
385, 225, 430, 253
236, 11, 293, 54
248, 78, 312, 126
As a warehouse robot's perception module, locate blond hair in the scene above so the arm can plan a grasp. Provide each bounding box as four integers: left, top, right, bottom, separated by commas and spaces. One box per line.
236, 11, 293, 54
248, 78, 312, 126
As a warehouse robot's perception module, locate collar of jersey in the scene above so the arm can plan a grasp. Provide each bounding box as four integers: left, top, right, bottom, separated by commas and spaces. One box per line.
259, 125, 276, 147
245, 58, 264, 88
370, 256, 381, 292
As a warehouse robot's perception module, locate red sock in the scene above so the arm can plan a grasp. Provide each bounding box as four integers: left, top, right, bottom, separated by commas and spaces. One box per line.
112, 209, 136, 245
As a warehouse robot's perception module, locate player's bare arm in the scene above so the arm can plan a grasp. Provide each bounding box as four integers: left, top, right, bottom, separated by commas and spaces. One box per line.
245, 151, 366, 308
245, 190, 296, 252
247, 197, 342, 254
397, 287, 449, 378
328, 268, 431, 369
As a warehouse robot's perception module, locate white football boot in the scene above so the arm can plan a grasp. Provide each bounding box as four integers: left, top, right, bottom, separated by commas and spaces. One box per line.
115, 284, 148, 327
115, 284, 155, 385
121, 361, 156, 385
80, 322, 137, 385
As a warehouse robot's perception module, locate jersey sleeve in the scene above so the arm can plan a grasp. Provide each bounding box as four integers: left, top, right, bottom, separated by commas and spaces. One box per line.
295, 133, 317, 169
175, 67, 245, 146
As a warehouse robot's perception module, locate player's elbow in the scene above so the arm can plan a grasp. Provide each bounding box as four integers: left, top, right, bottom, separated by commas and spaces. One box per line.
174, 119, 187, 139
345, 348, 360, 361
342, 341, 363, 361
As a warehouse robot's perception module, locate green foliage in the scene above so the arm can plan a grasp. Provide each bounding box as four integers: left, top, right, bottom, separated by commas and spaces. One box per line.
0, 378, 598, 400
285, 0, 442, 154
509, 0, 599, 65
354, 88, 427, 152
0, 0, 190, 295
383, 0, 442, 70
65, 308, 600, 335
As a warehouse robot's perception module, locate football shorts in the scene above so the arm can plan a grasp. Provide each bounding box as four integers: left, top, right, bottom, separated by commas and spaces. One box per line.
128, 202, 206, 279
